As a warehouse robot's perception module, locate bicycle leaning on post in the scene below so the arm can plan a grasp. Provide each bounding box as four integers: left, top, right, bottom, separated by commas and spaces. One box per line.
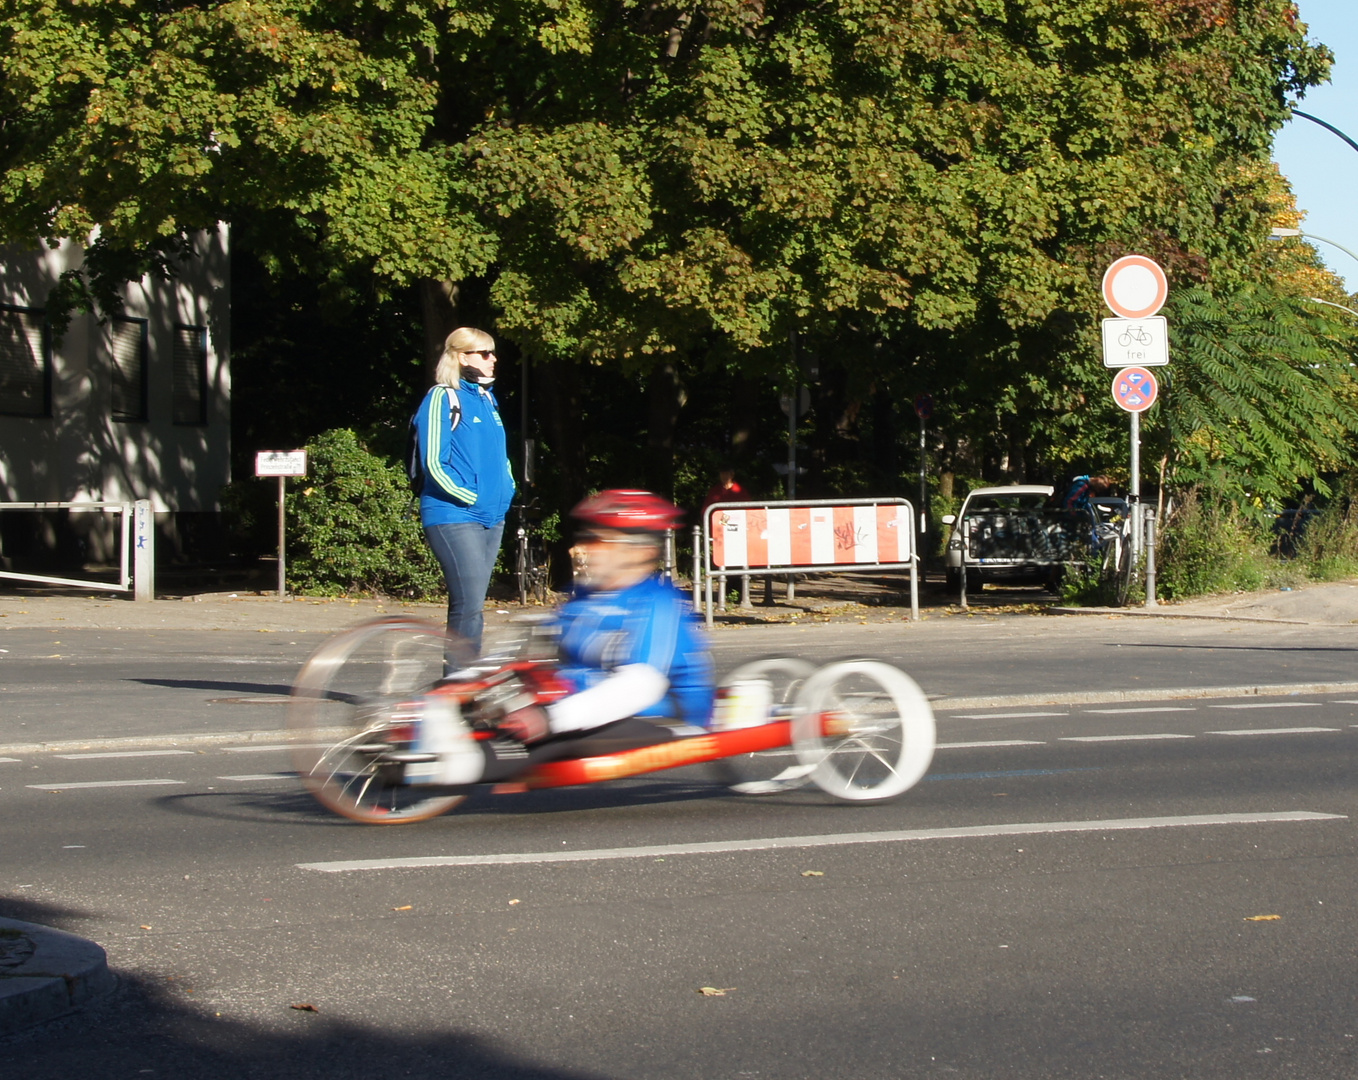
1090, 497, 1135, 605
514, 499, 552, 606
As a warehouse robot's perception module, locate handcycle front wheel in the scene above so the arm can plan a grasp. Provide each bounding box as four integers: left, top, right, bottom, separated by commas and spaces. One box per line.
287, 617, 473, 824
710, 657, 817, 795
792, 659, 935, 803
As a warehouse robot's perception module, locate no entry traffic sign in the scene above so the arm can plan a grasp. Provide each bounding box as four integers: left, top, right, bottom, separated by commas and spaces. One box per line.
1102, 255, 1168, 320
1111, 366, 1158, 413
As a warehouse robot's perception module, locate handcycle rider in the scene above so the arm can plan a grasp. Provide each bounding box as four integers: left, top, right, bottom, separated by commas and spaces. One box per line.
468, 489, 715, 781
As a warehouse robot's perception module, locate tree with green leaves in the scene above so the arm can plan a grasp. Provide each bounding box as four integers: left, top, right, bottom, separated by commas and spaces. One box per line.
1, 0, 1346, 512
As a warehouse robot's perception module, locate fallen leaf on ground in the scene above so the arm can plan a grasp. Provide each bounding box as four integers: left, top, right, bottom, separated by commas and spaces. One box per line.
290, 1003, 319, 1012
1244, 914, 1282, 922
508, 899, 520, 905
139, 925, 152, 930
801, 870, 824, 877
697, 987, 735, 997
392, 905, 412, 912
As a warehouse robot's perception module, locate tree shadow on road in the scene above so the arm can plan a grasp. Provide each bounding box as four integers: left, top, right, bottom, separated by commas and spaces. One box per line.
7, 972, 604, 1080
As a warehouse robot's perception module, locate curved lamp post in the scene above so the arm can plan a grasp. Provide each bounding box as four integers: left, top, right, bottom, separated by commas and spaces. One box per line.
1291, 109, 1358, 157
1304, 296, 1358, 320
1268, 227, 1358, 269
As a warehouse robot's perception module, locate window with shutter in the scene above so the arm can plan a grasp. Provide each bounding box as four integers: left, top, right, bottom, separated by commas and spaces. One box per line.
110, 316, 148, 422
173, 324, 207, 425
0, 306, 51, 418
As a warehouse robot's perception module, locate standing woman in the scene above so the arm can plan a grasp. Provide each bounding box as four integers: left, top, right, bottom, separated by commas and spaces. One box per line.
412, 327, 515, 657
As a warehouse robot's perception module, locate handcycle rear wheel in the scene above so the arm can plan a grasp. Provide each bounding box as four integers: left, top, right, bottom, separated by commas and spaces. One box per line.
710, 657, 817, 795
791, 659, 935, 803
287, 617, 472, 824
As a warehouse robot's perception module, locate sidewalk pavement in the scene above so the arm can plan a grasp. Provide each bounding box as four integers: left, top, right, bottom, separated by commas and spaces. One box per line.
1, 576, 1357, 632
0, 918, 116, 1036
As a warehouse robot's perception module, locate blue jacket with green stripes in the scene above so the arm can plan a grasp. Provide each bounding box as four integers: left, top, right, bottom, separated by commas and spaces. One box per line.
413, 380, 515, 527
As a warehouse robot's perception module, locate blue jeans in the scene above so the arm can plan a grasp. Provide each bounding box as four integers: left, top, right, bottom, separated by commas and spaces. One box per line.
423, 520, 504, 658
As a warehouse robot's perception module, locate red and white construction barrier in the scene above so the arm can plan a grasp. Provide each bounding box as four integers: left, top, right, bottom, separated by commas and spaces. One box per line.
702, 498, 918, 625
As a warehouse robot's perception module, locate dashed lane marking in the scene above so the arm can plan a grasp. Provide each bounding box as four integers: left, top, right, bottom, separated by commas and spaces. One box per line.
56, 749, 195, 760
1210, 702, 1322, 710
1207, 727, 1341, 737
218, 773, 296, 782
297, 811, 1346, 872
950, 711, 1068, 720
926, 768, 1099, 782
1061, 734, 1195, 742
1084, 707, 1197, 715
936, 740, 1045, 749
26, 779, 186, 790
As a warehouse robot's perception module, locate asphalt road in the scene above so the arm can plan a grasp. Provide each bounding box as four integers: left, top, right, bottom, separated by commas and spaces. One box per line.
2, 616, 1356, 747
3, 614, 1357, 1078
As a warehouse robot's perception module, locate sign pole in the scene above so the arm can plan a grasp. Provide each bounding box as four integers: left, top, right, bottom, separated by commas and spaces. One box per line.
918, 414, 927, 538
275, 475, 286, 600
1129, 411, 1141, 560
255, 450, 307, 602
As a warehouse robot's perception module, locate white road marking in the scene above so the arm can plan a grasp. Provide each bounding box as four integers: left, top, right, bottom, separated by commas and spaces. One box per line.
0, 757, 19, 764
56, 749, 195, 760
1333, 700, 1358, 705
1084, 707, 1196, 715
1060, 734, 1195, 743
950, 711, 1068, 720
1207, 727, 1341, 736
936, 740, 1045, 749
27, 779, 186, 790
222, 744, 320, 753
297, 811, 1345, 873
218, 773, 295, 782
1210, 702, 1321, 709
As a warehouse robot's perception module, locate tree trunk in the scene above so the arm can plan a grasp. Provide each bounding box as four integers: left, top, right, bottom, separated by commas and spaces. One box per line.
419, 278, 460, 382
644, 363, 684, 497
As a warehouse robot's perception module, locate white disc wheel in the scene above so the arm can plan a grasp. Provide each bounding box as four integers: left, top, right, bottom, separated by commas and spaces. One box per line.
711, 657, 816, 795
792, 660, 935, 803
288, 618, 470, 824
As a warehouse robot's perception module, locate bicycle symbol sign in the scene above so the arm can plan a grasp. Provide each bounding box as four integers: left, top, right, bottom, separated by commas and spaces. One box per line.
1101, 315, 1169, 368
1111, 366, 1158, 413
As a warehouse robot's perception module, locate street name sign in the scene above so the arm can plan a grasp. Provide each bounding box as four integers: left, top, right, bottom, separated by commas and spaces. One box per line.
1101, 315, 1169, 367
1111, 367, 1158, 413
255, 450, 308, 477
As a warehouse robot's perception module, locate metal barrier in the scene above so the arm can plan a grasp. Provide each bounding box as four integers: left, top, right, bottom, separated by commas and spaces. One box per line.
0, 500, 155, 600
702, 498, 918, 626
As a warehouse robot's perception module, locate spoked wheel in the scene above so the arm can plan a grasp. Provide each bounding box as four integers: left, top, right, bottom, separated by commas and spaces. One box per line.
711, 657, 816, 795
288, 617, 473, 824
792, 660, 935, 803
1099, 531, 1132, 606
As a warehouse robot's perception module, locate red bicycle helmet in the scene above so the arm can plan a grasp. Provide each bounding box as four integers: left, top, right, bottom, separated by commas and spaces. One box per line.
571, 489, 684, 533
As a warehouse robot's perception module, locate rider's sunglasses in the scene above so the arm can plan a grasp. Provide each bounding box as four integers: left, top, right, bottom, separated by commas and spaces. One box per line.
463, 349, 496, 358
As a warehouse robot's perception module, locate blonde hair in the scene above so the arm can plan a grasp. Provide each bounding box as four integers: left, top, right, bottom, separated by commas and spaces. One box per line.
434, 327, 496, 385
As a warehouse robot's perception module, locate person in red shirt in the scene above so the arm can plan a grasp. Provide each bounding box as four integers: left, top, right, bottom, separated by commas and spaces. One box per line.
703, 468, 744, 511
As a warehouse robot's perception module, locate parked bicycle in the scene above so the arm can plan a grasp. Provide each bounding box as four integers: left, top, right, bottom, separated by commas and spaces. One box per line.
514, 500, 552, 605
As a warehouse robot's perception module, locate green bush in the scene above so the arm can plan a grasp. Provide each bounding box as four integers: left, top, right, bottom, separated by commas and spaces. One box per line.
286, 428, 445, 598
1157, 489, 1284, 600
1297, 479, 1358, 582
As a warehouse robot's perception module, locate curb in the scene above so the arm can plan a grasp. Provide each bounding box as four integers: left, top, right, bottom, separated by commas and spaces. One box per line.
1047, 605, 1311, 625
932, 680, 1358, 712
0, 918, 116, 1036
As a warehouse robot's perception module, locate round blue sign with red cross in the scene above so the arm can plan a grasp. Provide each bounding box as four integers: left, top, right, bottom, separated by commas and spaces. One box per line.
1111, 366, 1158, 413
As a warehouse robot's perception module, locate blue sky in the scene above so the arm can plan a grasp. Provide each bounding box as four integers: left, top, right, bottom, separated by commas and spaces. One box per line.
1272, 0, 1358, 292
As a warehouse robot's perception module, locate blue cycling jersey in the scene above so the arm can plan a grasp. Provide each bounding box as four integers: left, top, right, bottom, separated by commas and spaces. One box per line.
554, 575, 715, 728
